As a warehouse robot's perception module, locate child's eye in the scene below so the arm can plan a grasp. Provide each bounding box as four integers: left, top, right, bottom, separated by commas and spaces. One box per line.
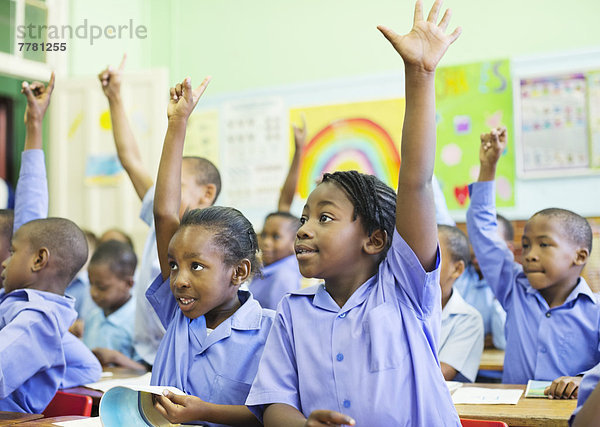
539, 242, 549, 248
319, 214, 332, 223
169, 261, 178, 271
299, 217, 307, 225
273, 234, 280, 240
191, 262, 204, 271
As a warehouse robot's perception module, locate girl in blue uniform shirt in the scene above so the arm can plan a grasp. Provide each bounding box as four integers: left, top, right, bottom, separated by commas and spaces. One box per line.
246, 1, 462, 425
147, 77, 273, 426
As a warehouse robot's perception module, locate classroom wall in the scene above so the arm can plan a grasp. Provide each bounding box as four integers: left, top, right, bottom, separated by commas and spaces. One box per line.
63, 0, 600, 223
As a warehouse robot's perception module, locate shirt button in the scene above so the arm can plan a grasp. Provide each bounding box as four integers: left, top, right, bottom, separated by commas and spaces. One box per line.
339, 312, 347, 318
546, 312, 551, 318
540, 347, 547, 353
343, 399, 351, 408
336, 353, 344, 362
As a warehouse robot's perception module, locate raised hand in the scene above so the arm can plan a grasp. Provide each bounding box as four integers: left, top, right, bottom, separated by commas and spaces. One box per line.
377, 0, 461, 72
292, 113, 308, 151
167, 76, 212, 121
479, 126, 507, 167
98, 54, 126, 99
22, 71, 55, 125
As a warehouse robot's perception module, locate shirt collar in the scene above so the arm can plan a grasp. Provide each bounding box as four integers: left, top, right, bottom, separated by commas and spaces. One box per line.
520, 274, 598, 305
229, 290, 265, 330
442, 289, 473, 320
106, 295, 135, 324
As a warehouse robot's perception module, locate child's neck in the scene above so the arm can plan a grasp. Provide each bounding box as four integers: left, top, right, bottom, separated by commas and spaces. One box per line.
539, 277, 580, 308
324, 263, 379, 308
205, 295, 242, 330
103, 294, 131, 317
441, 287, 453, 310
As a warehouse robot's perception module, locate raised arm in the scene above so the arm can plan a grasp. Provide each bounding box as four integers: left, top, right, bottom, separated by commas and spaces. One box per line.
154, 77, 211, 279
13, 73, 55, 231
98, 55, 153, 200
378, 0, 461, 270
278, 114, 307, 212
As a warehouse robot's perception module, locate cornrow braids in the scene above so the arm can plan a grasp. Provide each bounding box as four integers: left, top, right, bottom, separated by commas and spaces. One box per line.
321, 171, 396, 251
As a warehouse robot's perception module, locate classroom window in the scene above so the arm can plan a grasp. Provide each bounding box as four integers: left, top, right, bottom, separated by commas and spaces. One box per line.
0, 0, 16, 54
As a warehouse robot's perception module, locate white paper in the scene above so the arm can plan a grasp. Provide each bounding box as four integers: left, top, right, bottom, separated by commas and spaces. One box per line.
84, 372, 152, 393
445, 381, 463, 393
53, 418, 103, 426
122, 384, 186, 396
452, 387, 523, 405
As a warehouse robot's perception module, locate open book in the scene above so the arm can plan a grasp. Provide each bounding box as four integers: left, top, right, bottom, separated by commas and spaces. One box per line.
99, 384, 186, 427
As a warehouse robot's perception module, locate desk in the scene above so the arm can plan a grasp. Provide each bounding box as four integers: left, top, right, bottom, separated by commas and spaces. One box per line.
61, 367, 147, 416
454, 383, 576, 427
0, 412, 43, 426
17, 416, 95, 426
479, 349, 505, 372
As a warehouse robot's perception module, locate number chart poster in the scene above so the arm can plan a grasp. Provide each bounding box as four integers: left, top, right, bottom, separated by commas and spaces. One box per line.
435, 59, 515, 210
290, 99, 405, 199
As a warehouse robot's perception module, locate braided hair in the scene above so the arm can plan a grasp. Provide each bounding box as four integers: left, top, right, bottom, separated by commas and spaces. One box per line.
321, 171, 396, 252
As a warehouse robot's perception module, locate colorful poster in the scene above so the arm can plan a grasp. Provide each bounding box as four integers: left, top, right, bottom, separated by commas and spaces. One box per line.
290, 99, 405, 199
85, 154, 123, 186
435, 59, 515, 209
184, 109, 220, 166
520, 74, 589, 174
587, 72, 600, 169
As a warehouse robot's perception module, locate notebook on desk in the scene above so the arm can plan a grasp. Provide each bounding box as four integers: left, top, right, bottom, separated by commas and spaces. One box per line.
524, 380, 552, 398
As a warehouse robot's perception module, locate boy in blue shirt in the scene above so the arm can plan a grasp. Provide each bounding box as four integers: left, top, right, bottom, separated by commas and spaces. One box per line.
438, 225, 484, 382
466, 127, 599, 398
82, 240, 146, 370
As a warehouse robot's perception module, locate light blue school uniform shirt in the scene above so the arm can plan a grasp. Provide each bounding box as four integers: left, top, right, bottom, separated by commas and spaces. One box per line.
147, 275, 275, 427
82, 296, 138, 360
132, 186, 164, 365
65, 270, 97, 319
60, 332, 102, 388
246, 229, 461, 426
467, 181, 600, 384
248, 254, 302, 310
0, 288, 76, 413
570, 362, 600, 424
453, 264, 495, 334
440, 289, 484, 382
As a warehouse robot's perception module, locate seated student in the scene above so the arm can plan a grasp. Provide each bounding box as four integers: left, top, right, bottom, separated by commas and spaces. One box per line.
467, 127, 599, 396
99, 228, 135, 249
0, 217, 89, 412
0, 74, 100, 413
246, 3, 462, 425
99, 57, 222, 367
145, 77, 273, 426
438, 225, 484, 382
570, 362, 600, 426
82, 240, 145, 370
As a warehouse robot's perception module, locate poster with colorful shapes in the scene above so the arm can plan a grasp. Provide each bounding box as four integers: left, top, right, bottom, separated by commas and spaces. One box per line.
290, 99, 404, 199
519, 73, 589, 174
435, 59, 515, 209
587, 71, 600, 169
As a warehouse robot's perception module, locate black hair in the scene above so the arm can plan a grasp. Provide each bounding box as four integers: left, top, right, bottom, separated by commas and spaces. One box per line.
0, 209, 14, 247
321, 171, 396, 252
182, 157, 222, 204
438, 225, 470, 266
496, 213, 514, 242
20, 217, 88, 286
99, 227, 135, 251
264, 211, 301, 231
531, 208, 593, 253
180, 206, 261, 278
89, 240, 137, 280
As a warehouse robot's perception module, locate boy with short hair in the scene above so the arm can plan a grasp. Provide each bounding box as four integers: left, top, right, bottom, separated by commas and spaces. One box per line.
438, 225, 484, 382
99, 57, 221, 366
83, 240, 145, 370
466, 127, 599, 397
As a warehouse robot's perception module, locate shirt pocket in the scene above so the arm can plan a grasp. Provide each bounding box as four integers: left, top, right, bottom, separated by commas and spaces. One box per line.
364, 302, 409, 372
209, 374, 252, 405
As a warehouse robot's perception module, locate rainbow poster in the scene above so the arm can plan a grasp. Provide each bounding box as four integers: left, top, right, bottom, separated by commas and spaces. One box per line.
290, 99, 405, 198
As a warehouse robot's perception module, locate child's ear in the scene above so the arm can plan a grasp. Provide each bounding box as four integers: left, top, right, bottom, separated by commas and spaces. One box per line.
574, 247, 589, 266
198, 184, 217, 206
126, 275, 135, 288
31, 247, 49, 272
451, 260, 465, 281
231, 259, 251, 286
364, 229, 387, 255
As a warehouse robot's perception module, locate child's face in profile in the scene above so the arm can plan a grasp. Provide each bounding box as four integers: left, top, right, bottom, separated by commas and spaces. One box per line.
259, 216, 296, 266
168, 225, 239, 320
1, 228, 34, 293
88, 261, 132, 315
521, 214, 581, 292
296, 182, 369, 283
438, 234, 456, 299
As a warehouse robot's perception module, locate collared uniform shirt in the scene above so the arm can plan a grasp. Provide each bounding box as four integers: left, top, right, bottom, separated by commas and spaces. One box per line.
440, 290, 484, 382
570, 362, 600, 424
248, 254, 301, 310
65, 270, 97, 319
83, 296, 138, 360
147, 275, 275, 427
132, 186, 165, 365
467, 181, 600, 384
60, 332, 102, 388
246, 230, 461, 426
453, 264, 496, 334
0, 288, 76, 413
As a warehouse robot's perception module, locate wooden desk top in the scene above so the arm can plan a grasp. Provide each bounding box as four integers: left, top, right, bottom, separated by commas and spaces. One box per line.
16, 416, 94, 426
479, 349, 505, 371
455, 383, 577, 427
0, 412, 43, 426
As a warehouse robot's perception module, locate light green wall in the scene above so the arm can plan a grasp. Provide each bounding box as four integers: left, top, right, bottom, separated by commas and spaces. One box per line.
69, 0, 600, 95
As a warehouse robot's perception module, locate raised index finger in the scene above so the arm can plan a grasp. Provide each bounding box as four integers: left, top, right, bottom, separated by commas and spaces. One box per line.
192, 76, 212, 101
47, 71, 56, 95
118, 54, 127, 71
